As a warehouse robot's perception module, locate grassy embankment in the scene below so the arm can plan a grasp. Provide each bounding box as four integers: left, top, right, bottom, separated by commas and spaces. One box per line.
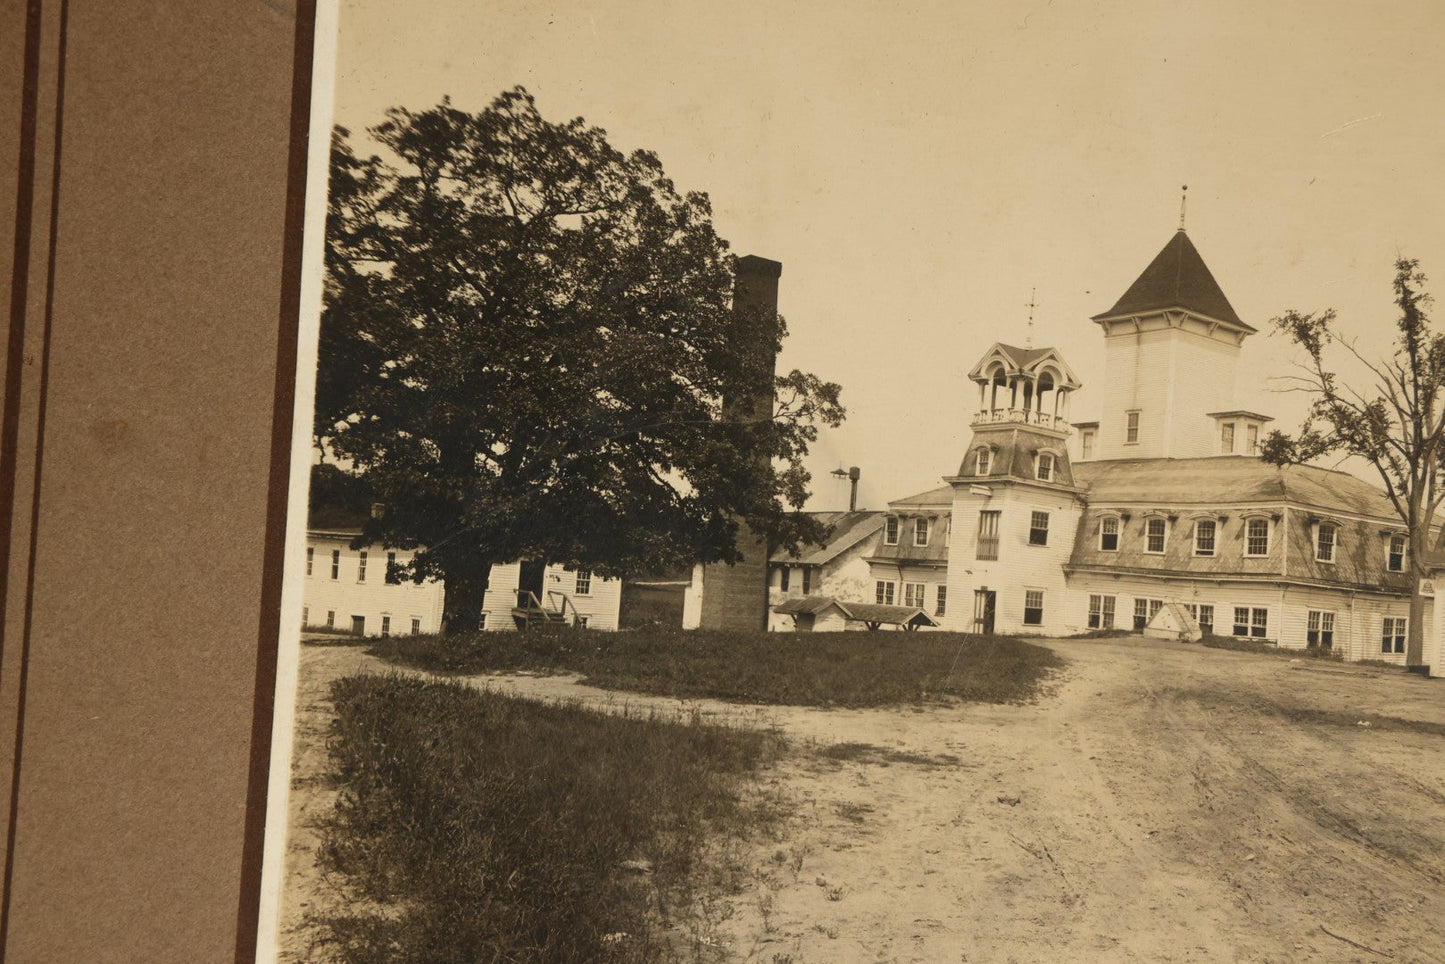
365, 625, 1066, 707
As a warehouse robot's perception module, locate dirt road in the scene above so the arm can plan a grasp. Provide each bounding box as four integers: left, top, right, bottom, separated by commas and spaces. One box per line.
277, 637, 1445, 962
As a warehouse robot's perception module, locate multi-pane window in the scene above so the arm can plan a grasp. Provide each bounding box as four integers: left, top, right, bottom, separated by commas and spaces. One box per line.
1382, 617, 1406, 654
1081, 430, 1095, 460
325, 610, 335, 629
1023, 590, 1044, 625
1126, 410, 1140, 444
331, 549, 340, 580
1037, 454, 1055, 482
802, 568, 812, 595
386, 551, 400, 584
1029, 511, 1050, 546
358, 550, 368, 582
779, 567, 790, 591
575, 569, 592, 595
1087, 594, 1115, 630
1194, 519, 1216, 556
1186, 603, 1215, 635
381, 615, 391, 637
1388, 533, 1407, 572
976, 448, 992, 475
576, 615, 590, 628
875, 580, 896, 605
1246, 424, 1259, 455
1245, 518, 1270, 556
1316, 524, 1337, 563
977, 510, 1001, 560
1133, 597, 1162, 630
1220, 422, 1235, 453
1232, 606, 1268, 638
884, 516, 899, 545
904, 583, 926, 608
915, 518, 930, 547
1100, 516, 1119, 551
1145, 518, 1166, 554
1307, 610, 1335, 649
306, 546, 313, 576
935, 586, 947, 616
411, 617, 421, 636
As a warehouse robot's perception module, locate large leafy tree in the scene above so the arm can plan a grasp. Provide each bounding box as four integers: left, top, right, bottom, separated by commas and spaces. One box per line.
319, 88, 843, 633
1263, 258, 1444, 666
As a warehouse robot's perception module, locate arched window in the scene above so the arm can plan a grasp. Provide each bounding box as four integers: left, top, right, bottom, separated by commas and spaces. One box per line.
976, 447, 992, 475
1036, 452, 1055, 481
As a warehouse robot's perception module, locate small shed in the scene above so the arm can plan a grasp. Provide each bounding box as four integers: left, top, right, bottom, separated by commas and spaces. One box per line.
1144, 601, 1203, 642
771, 596, 940, 632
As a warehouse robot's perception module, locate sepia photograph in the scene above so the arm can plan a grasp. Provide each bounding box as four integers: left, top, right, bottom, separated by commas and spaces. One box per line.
265, 1, 1445, 960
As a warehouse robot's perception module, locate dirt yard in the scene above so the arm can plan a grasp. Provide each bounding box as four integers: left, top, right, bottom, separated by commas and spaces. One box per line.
277, 637, 1445, 962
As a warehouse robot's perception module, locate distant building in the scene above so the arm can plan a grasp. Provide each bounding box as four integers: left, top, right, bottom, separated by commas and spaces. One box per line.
303, 527, 620, 635
770, 226, 1441, 674
765, 509, 885, 631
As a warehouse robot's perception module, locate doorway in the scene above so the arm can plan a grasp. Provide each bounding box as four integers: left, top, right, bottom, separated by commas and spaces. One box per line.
517, 559, 547, 608
973, 589, 996, 635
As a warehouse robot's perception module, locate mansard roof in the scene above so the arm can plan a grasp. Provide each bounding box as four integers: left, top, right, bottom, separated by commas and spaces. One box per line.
889, 484, 953, 509
1093, 230, 1252, 332
1073, 456, 1398, 520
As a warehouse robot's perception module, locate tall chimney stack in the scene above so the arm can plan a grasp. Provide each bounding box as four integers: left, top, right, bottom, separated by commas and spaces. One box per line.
696, 255, 781, 632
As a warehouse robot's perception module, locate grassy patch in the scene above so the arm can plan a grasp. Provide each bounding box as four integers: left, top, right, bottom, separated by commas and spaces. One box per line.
1201, 635, 1363, 664
312, 674, 787, 963
366, 627, 1065, 707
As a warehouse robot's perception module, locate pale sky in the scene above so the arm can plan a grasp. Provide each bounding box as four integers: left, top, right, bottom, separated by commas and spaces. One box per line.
329, 0, 1445, 511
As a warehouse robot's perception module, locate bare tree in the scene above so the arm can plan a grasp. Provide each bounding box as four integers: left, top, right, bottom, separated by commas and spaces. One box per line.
1263, 258, 1444, 666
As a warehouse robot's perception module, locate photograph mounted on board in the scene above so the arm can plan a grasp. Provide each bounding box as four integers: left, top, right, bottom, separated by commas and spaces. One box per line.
264, 2, 1445, 962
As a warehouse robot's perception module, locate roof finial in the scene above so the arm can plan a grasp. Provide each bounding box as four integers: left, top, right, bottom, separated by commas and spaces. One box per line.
1024, 288, 1038, 348
1178, 184, 1188, 232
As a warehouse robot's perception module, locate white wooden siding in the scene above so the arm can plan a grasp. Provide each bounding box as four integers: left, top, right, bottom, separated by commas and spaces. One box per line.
302, 533, 445, 636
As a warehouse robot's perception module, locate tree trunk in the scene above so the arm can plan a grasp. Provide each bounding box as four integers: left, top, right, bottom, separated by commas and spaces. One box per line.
441, 559, 492, 636
1407, 577, 1427, 668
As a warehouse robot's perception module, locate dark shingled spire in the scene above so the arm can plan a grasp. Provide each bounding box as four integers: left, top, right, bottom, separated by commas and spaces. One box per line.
1093, 231, 1252, 331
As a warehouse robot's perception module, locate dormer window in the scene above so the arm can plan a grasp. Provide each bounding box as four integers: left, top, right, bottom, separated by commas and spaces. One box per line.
1036, 453, 1055, 482
1388, 533, 1407, 572
1220, 422, 1235, 454
1100, 516, 1119, 552
914, 517, 930, 547
884, 516, 899, 545
1315, 523, 1337, 564
1144, 518, 1167, 554
1194, 519, 1216, 556
1245, 517, 1270, 557
975, 447, 992, 476
1246, 424, 1259, 456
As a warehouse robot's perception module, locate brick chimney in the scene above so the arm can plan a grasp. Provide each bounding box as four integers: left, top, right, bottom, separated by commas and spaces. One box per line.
696, 255, 781, 632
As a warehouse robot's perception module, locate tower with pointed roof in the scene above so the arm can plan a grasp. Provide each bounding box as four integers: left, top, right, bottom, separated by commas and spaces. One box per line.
1089, 228, 1256, 461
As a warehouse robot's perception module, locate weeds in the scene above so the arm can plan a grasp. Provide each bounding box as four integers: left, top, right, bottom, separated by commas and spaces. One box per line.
312, 673, 787, 963
365, 627, 1064, 707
